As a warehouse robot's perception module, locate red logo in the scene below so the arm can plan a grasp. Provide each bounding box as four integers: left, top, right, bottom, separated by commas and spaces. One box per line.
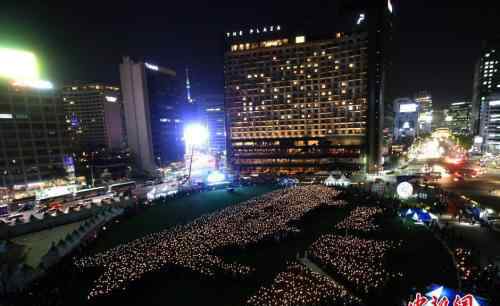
408, 293, 475, 306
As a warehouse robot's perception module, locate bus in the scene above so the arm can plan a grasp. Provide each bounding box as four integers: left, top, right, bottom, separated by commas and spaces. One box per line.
0, 205, 8, 217
108, 181, 136, 195
74, 186, 107, 201
38, 194, 72, 207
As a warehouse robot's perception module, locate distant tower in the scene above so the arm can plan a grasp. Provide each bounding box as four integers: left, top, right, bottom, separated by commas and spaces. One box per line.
186, 67, 193, 103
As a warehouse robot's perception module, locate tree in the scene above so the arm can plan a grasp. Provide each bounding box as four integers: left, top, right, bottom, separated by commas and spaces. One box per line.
454, 135, 473, 150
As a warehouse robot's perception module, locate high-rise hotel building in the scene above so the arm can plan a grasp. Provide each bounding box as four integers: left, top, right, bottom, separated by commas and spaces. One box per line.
472, 37, 500, 152
0, 81, 67, 186
224, 1, 393, 174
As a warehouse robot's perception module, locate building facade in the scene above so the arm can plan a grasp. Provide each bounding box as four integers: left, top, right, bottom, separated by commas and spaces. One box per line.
432, 109, 449, 130
393, 97, 419, 141
224, 2, 392, 174
414, 91, 433, 134
446, 101, 471, 136
472, 38, 500, 136
62, 84, 124, 152
199, 95, 226, 155
479, 93, 500, 152
0, 81, 67, 186
120, 57, 184, 174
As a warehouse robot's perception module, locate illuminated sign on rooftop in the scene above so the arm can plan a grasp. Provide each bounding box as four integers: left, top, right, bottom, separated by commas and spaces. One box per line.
356, 13, 366, 25
0, 48, 54, 90
226, 25, 281, 38
0, 48, 39, 81
11, 79, 53, 90
145, 63, 159, 71
400, 103, 418, 113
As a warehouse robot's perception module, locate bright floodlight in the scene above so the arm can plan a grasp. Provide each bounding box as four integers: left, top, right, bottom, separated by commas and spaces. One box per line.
184, 123, 208, 147
0, 48, 39, 81
207, 171, 226, 184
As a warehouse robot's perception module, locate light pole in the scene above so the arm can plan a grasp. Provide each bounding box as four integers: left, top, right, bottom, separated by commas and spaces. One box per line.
2, 170, 7, 187
90, 152, 95, 187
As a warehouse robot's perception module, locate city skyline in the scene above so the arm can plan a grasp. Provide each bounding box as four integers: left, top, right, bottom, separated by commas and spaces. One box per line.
2, 1, 500, 106
2, 2, 500, 305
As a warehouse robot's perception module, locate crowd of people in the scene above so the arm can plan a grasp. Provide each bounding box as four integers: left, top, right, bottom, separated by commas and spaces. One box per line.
308, 235, 402, 295
246, 262, 363, 306
335, 207, 382, 233
75, 185, 345, 299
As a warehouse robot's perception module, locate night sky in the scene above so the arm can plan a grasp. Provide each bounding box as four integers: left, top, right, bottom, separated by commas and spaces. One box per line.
1, 0, 500, 108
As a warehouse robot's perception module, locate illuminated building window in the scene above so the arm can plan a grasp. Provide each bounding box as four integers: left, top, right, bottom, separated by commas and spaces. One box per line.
295, 36, 306, 44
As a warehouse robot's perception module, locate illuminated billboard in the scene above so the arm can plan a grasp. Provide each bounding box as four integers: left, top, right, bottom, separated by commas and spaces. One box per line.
400, 103, 417, 113
0, 48, 39, 80
0, 48, 53, 90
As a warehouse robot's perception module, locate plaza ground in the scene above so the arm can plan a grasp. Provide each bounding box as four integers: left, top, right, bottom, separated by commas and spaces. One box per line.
11, 185, 277, 269
13, 221, 85, 268
14, 186, 457, 306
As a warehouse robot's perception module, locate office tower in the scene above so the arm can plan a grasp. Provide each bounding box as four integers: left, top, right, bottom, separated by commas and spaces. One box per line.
472, 38, 500, 136
224, 2, 392, 174
62, 84, 124, 152
446, 101, 471, 136
199, 95, 226, 155
414, 91, 433, 134
479, 93, 500, 152
120, 57, 184, 174
0, 81, 67, 186
432, 109, 448, 130
393, 97, 419, 141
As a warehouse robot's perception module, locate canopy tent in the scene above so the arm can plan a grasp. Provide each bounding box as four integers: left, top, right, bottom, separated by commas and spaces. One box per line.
324, 174, 351, 187
400, 208, 438, 223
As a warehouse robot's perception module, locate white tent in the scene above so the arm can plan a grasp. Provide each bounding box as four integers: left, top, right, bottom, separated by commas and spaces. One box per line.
324, 174, 351, 187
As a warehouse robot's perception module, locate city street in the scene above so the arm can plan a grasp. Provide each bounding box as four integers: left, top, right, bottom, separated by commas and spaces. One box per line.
440, 169, 500, 210
401, 157, 500, 267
